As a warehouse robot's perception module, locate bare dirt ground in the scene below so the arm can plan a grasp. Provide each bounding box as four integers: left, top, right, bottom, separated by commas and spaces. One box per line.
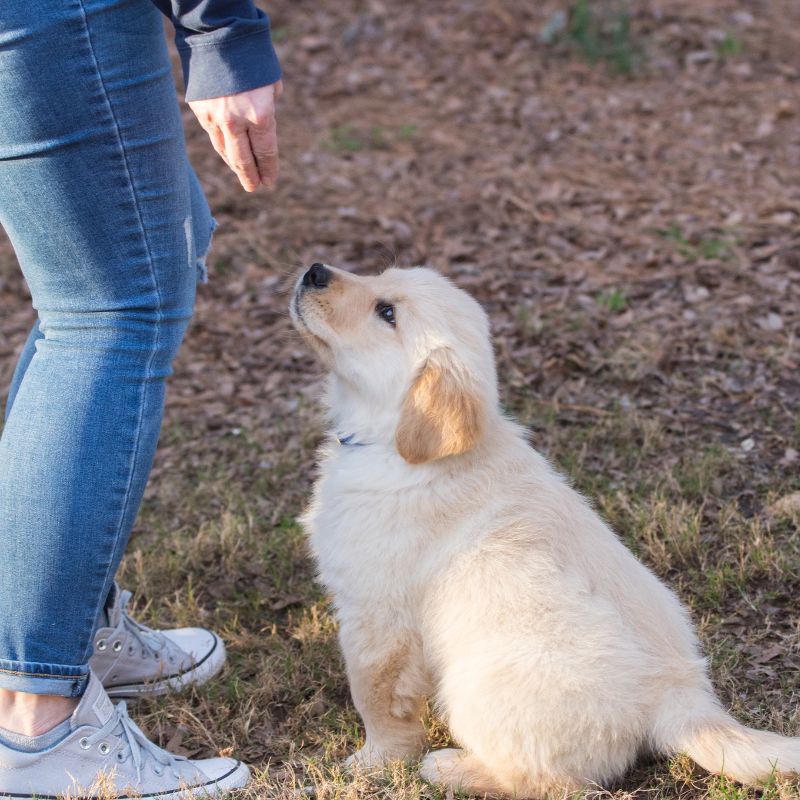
1, 1, 799, 797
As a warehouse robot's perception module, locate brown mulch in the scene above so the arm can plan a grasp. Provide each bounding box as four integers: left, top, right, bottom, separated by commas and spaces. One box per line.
1, 0, 799, 500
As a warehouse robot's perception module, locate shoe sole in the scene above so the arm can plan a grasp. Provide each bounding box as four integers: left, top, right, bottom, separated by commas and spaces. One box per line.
0, 759, 250, 800
104, 633, 226, 699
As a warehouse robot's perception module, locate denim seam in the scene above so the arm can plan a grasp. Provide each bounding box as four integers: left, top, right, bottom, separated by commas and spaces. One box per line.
75, 0, 165, 662
0, 667, 80, 680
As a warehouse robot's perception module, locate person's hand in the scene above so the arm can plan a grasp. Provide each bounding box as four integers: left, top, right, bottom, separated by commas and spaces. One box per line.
189, 81, 283, 192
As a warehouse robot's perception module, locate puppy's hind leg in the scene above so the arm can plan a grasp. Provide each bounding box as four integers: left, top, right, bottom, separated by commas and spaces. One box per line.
421, 749, 584, 799
420, 749, 505, 795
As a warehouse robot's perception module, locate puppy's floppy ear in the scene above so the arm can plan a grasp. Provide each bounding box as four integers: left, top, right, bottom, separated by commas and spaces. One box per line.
396, 348, 484, 464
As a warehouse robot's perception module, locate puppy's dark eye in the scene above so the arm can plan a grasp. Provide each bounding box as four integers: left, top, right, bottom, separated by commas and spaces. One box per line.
376, 302, 396, 327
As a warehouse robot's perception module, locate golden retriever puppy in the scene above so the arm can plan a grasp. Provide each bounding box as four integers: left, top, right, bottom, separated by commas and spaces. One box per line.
290, 263, 800, 797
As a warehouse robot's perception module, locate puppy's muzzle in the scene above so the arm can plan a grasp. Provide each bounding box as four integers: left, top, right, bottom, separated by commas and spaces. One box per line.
301, 263, 331, 289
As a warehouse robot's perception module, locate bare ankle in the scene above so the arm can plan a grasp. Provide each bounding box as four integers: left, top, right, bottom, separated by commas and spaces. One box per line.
0, 689, 78, 737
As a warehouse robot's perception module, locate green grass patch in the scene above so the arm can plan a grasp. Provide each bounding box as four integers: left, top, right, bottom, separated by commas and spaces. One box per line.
717, 32, 744, 59
596, 286, 628, 314
327, 123, 419, 153
659, 223, 737, 262
542, 0, 646, 75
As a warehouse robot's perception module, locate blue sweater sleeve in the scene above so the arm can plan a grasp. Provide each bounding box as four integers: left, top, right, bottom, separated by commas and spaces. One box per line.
150, 0, 282, 102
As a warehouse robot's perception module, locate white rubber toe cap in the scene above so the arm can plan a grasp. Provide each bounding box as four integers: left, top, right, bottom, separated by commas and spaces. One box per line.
197, 757, 251, 789
163, 626, 218, 662
162, 627, 227, 688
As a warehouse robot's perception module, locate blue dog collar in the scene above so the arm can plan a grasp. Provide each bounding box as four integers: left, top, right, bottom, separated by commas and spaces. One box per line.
337, 433, 368, 447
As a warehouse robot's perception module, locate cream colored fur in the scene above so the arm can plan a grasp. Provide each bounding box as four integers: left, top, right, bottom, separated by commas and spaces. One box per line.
290, 265, 800, 797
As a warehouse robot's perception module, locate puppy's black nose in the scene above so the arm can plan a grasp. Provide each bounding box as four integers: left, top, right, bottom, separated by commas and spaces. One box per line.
302, 263, 331, 289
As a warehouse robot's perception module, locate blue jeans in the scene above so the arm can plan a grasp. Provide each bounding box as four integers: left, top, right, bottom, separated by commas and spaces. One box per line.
0, 0, 213, 697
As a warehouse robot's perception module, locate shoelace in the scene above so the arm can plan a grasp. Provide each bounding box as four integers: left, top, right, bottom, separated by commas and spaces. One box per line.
85, 701, 187, 782
117, 591, 176, 663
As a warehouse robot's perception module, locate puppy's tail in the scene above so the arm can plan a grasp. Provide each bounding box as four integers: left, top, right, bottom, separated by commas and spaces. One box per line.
658, 696, 800, 784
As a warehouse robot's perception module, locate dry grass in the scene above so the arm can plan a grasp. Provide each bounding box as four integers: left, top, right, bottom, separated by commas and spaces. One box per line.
111, 399, 800, 800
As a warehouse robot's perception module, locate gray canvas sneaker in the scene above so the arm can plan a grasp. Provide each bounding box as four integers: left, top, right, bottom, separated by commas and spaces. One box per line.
91, 585, 226, 698
0, 672, 250, 799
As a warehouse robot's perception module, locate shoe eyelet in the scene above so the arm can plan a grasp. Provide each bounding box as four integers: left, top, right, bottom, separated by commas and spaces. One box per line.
153, 764, 163, 776
117, 751, 125, 762
99, 742, 111, 755
96, 639, 107, 651
112, 641, 123, 652
79, 737, 91, 750
111, 673, 119, 681
128, 646, 134, 655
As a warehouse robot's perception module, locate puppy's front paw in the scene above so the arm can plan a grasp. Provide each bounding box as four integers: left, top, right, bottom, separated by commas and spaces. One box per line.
346, 744, 390, 771
419, 748, 465, 785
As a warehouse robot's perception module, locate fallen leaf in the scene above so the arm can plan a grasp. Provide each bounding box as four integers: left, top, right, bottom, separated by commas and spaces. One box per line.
767, 491, 800, 519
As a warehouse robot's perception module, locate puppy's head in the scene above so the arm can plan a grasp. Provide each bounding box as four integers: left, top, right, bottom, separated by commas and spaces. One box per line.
291, 264, 497, 464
